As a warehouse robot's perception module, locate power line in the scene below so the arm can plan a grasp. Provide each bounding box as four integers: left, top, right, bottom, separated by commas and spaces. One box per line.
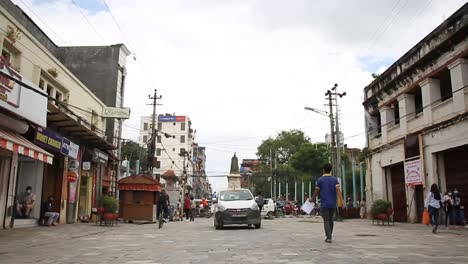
70, 0, 106, 44
17, 0, 68, 45
100, 0, 133, 54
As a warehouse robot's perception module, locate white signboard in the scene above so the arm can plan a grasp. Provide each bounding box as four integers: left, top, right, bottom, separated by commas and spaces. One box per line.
301, 200, 315, 215
82, 162, 91, 171
404, 159, 423, 186
0, 57, 47, 127
102, 107, 131, 119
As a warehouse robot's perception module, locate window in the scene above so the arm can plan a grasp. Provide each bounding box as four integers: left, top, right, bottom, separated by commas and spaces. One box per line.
172, 161, 175, 164
393, 101, 400, 125
157, 123, 162, 130
2, 40, 21, 70
173, 123, 176, 126
414, 86, 423, 114
39, 79, 44, 90
55, 91, 62, 102
173, 136, 175, 139
172, 148, 176, 152
143, 135, 148, 143
180, 135, 185, 143
157, 135, 161, 143
376, 114, 382, 134
439, 69, 453, 102
180, 148, 186, 154
144, 123, 148, 130
181, 122, 186, 131
2, 49, 11, 63
156, 148, 161, 156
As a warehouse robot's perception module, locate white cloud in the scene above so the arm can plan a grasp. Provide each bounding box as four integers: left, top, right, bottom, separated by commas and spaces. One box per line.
14, 0, 467, 192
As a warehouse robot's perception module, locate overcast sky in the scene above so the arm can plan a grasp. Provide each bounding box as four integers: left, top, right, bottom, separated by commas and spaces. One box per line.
15, 0, 467, 191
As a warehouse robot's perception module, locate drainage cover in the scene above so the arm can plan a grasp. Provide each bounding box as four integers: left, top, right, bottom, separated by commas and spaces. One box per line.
355, 234, 377, 237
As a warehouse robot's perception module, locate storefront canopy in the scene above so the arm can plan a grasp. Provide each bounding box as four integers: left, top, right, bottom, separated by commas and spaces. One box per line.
0, 129, 53, 164
118, 174, 162, 192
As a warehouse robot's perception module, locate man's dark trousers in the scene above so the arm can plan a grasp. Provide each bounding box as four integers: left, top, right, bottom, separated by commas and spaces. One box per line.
320, 208, 335, 239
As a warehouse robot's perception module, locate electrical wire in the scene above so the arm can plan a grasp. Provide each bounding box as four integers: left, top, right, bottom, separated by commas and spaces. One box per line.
70, 0, 106, 44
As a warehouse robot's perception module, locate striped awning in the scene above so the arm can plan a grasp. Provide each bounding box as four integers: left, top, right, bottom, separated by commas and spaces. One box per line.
0, 129, 53, 164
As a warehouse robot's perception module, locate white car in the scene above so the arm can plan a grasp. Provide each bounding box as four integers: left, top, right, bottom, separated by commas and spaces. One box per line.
213, 189, 261, 229
260, 198, 276, 219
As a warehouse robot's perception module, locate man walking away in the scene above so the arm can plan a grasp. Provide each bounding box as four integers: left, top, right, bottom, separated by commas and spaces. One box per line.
256, 192, 264, 212
310, 163, 344, 243
157, 189, 170, 222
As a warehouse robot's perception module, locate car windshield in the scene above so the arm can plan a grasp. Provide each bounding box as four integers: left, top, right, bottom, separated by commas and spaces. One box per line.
219, 190, 253, 201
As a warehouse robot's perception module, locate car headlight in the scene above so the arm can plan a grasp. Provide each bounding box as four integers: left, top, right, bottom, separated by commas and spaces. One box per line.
251, 203, 259, 210
217, 204, 226, 211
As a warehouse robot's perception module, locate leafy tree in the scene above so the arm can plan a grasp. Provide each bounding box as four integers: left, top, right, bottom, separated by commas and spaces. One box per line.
121, 141, 148, 173
256, 130, 310, 165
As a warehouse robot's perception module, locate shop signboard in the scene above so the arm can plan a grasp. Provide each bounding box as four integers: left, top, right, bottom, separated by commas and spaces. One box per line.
34, 127, 63, 153
158, 115, 186, 122
102, 107, 131, 119
92, 148, 108, 164
35, 128, 79, 159
67, 171, 78, 182
82, 161, 91, 171
404, 159, 423, 186
61, 138, 79, 159
0, 57, 47, 127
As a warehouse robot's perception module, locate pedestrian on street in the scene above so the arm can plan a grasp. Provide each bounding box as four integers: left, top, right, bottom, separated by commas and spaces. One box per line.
255, 192, 264, 212
443, 191, 454, 228
425, 184, 442, 234
310, 163, 344, 243
184, 194, 191, 221
360, 198, 367, 219
190, 197, 196, 221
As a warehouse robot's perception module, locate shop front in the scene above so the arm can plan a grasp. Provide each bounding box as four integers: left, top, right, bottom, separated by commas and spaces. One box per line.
0, 56, 51, 228
33, 127, 81, 224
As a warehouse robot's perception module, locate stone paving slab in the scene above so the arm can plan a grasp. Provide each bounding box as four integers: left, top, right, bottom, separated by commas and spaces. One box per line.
0, 218, 467, 263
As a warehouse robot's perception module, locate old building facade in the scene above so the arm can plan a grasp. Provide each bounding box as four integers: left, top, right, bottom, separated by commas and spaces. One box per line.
363, 3, 468, 223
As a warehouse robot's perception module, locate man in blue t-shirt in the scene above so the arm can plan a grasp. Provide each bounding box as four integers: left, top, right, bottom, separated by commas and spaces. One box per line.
310, 163, 344, 243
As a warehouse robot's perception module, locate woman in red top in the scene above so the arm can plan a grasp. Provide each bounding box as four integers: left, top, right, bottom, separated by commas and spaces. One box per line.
184, 194, 191, 220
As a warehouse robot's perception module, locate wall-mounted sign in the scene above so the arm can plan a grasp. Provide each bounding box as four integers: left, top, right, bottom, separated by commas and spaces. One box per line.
68, 159, 80, 171
0, 57, 47, 127
67, 171, 78, 182
92, 148, 108, 164
34, 128, 79, 159
102, 107, 131, 119
35, 127, 63, 153
158, 115, 186, 122
61, 138, 79, 159
82, 161, 91, 171
404, 159, 423, 186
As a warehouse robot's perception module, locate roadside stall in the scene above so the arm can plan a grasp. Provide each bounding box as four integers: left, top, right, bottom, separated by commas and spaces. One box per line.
118, 174, 161, 222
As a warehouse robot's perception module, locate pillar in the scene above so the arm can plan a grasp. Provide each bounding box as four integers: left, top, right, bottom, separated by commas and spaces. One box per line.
379, 106, 394, 144
419, 78, 441, 126
397, 94, 415, 134
448, 58, 468, 114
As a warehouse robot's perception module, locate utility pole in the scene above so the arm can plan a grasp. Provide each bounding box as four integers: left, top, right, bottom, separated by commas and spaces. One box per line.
325, 89, 337, 177
147, 89, 162, 176
270, 149, 273, 198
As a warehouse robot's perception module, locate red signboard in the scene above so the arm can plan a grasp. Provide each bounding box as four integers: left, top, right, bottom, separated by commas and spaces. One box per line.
67, 171, 78, 182
176, 116, 186, 122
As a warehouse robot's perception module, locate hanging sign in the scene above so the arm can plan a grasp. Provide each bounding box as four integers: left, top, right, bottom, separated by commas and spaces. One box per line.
82, 161, 91, 171
68, 159, 80, 171
67, 171, 78, 182
404, 159, 423, 186
102, 107, 131, 119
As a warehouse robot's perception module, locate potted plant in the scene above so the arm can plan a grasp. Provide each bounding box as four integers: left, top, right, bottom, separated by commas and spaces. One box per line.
371, 199, 392, 224
99, 195, 119, 221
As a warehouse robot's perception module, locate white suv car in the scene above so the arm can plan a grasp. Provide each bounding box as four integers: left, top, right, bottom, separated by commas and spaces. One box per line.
214, 189, 261, 229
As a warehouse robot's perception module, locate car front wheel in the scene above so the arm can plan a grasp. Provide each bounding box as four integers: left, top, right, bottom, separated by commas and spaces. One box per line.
254, 223, 261, 229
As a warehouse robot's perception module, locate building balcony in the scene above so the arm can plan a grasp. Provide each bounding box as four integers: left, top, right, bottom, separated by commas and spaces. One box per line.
387, 124, 402, 142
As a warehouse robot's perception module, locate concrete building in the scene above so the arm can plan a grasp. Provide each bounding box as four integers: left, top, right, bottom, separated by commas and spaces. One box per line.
0, 0, 126, 228
139, 116, 152, 147
139, 114, 195, 190
363, 3, 468, 223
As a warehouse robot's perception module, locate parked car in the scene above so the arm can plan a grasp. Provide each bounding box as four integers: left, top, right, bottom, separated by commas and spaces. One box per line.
214, 189, 261, 229
260, 198, 275, 219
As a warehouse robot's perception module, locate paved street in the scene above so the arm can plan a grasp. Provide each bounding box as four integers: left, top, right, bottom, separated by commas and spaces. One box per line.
1, 217, 468, 264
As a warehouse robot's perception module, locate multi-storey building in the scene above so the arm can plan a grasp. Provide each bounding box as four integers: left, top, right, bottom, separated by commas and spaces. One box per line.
0, 0, 128, 228
363, 3, 468, 223
139, 114, 195, 190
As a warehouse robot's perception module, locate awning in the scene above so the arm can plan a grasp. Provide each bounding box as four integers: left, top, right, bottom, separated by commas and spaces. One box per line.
0, 129, 53, 164
118, 174, 161, 192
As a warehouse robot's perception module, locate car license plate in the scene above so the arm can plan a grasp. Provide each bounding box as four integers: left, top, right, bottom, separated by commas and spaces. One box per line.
232, 214, 246, 217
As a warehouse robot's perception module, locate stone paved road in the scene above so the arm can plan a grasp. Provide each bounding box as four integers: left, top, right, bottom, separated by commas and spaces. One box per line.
1, 217, 468, 264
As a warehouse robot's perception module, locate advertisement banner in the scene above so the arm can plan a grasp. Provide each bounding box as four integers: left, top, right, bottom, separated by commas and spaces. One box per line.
34, 127, 63, 153
158, 115, 186, 122
404, 159, 423, 186
61, 137, 79, 159
92, 148, 108, 164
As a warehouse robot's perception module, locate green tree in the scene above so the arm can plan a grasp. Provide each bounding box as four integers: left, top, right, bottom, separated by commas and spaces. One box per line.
121, 141, 148, 173
256, 130, 310, 165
